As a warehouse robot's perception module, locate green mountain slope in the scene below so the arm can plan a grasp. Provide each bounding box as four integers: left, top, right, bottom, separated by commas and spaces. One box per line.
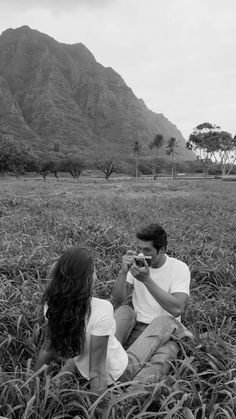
0, 26, 194, 160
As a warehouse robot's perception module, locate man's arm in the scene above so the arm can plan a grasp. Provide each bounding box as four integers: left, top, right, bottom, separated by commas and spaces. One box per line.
111, 269, 133, 306
111, 250, 135, 306
129, 264, 189, 318
145, 282, 188, 317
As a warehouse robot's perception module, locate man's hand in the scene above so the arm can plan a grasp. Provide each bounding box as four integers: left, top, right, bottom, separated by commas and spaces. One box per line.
121, 250, 136, 273
130, 261, 151, 285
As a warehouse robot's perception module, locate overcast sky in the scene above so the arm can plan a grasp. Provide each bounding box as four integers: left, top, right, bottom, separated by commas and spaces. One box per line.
0, 0, 235, 139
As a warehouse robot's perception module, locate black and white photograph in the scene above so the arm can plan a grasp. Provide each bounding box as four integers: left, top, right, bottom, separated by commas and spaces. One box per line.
0, 0, 235, 417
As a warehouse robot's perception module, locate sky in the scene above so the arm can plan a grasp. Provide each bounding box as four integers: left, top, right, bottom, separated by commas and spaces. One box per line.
0, 0, 236, 139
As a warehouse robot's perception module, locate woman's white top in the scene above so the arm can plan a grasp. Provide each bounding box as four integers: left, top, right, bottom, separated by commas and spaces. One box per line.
74, 297, 128, 383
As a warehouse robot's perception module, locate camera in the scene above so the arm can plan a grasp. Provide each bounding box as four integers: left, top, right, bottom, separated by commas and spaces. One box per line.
134, 253, 152, 268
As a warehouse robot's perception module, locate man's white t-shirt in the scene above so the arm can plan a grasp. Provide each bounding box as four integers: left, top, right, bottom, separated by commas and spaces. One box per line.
74, 297, 128, 383
126, 255, 190, 323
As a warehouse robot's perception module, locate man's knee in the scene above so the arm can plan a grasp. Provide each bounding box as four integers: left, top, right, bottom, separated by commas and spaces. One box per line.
148, 316, 193, 342
149, 315, 179, 326
114, 304, 136, 324
147, 315, 180, 333
114, 304, 137, 345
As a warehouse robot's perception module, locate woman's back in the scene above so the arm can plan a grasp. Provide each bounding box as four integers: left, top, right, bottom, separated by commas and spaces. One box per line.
74, 297, 128, 383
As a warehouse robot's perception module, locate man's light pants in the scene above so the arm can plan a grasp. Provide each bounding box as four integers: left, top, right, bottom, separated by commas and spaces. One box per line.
114, 305, 192, 386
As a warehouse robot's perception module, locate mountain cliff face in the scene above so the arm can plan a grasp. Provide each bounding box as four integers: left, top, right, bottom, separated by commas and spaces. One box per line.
0, 26, 194, 160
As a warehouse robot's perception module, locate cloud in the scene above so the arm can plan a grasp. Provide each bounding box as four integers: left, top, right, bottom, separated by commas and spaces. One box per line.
0, 0, 112, 13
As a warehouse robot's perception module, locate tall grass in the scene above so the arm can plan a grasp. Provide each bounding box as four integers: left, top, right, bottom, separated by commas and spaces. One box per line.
0, 180, 235, 417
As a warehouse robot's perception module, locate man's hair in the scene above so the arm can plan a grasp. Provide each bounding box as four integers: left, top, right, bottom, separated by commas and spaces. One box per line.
136, 224, 167, 251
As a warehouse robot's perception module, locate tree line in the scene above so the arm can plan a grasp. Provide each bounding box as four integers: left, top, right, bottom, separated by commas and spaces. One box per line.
1, 122, 236, 180
0, 136, 122, 180
0, 134, 180, 180
134, 123, 236, 178
134, 134, 179, 180
186, 122, 236, 176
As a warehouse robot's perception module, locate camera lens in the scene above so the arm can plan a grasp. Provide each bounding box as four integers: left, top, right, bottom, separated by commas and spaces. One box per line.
135, 259, 145, 267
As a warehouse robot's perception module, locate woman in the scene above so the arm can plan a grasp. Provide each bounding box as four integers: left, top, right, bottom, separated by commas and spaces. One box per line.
34, 246, 130, 392
34, 246, 181, 391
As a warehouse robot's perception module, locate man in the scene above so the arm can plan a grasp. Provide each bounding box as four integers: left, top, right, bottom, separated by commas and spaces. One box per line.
112, 223, 191, 385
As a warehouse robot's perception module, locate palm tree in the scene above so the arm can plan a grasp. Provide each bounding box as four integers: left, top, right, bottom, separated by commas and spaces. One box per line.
133, 140, 142, 180
166, 137, 179, 180
149, 134, 164, 179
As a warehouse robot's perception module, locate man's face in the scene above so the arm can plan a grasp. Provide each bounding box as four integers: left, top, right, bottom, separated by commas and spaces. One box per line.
136, 239, 164, 268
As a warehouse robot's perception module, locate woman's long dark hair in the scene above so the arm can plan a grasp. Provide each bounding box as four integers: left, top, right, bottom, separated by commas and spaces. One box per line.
42, 247, 94, 357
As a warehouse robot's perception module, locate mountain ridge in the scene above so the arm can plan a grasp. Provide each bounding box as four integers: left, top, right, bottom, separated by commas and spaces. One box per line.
0, 26, 194, 160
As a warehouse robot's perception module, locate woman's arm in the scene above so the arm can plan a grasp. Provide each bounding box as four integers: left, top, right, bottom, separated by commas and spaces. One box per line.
89, 335, 109, 392
34, 338, 57, 372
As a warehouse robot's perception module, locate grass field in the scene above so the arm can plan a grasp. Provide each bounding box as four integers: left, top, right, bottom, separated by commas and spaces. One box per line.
0, 176, 235, 418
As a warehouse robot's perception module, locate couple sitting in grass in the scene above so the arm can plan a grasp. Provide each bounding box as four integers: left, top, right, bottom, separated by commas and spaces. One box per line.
34, 224, 192, 392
